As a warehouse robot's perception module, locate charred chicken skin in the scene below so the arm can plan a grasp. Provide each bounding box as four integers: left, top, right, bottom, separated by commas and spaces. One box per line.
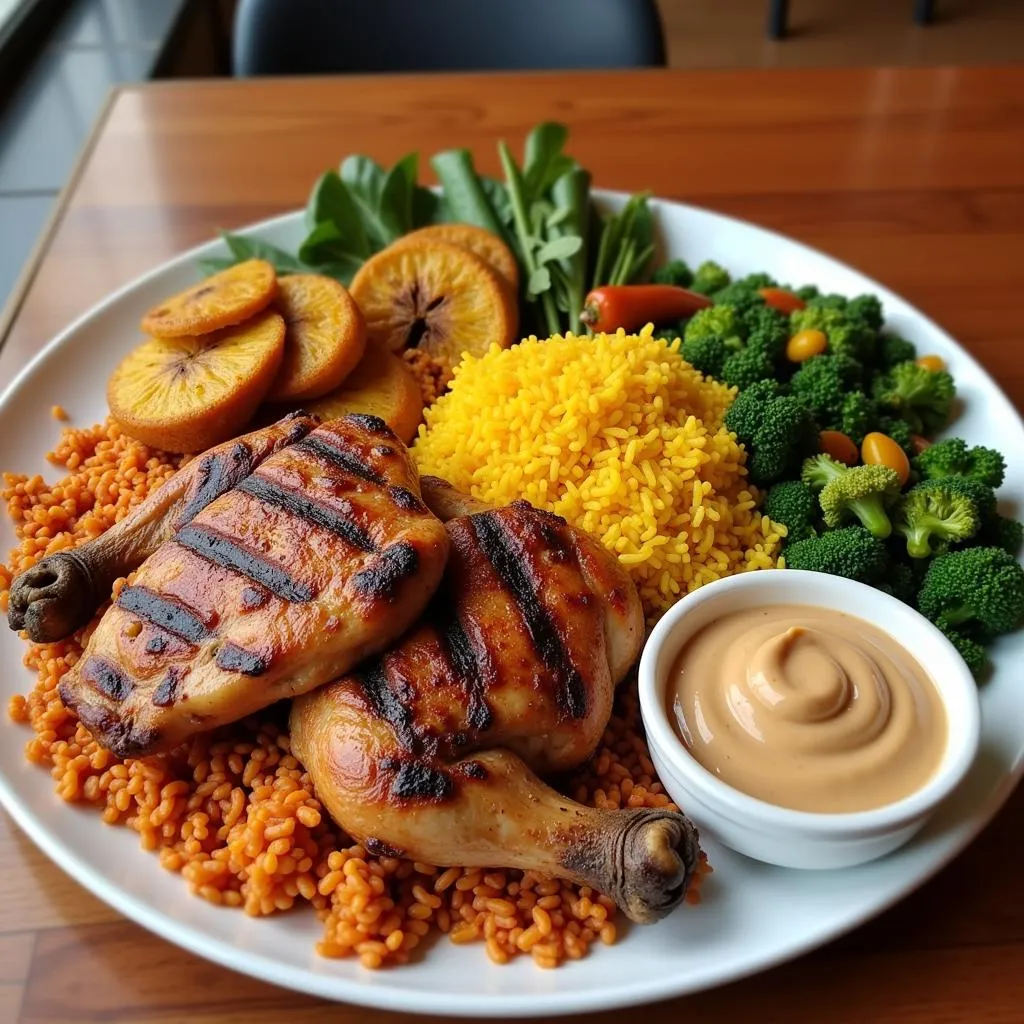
292, 479, 702, 924
8, 413, 449, 757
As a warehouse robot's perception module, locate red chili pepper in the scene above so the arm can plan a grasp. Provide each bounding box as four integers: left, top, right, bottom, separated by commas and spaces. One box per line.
580, 285, 713, 333
758, 287, 806, 314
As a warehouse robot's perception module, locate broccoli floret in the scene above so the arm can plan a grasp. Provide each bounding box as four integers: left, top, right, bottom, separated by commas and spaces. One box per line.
684, 305, 743, 346
680, 335, 729, 378
876, 415, 916, 458
805, 292, 849, 312
819, 464, 901, 539
735, 272, 778, 291
801, 452, 848, 491
876, 561, 918, 605
790, 306, 875, 362
725, 382, 820, 486
940, 624, 990, 678
720, 347, 775, 390
795, 284, 820, 302
654, 323, 685, 343
724, 379, 781, 438
741, 305, 789, 361
652, 258, 693, 288
929, 475, 997, 521
873, 361, 955, 436
894, 478, 983, 559
913, 437, 1006, 488
877, 332, 917, 370
691, 260, 730, 296
847, 294, 884, 331
801, 455, 900, 537
919, 546, 1024, 641
789, 353, 866, 426
975, 513, 1024, 557
783, 526, 889, 584
763, 480, 818, 541
837, 391, 877, 445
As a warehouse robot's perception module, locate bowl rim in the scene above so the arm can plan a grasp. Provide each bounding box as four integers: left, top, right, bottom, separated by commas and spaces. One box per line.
638, 568, 982, 835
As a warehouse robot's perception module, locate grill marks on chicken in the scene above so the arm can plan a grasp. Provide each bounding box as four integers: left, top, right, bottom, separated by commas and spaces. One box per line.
51, 415, 449, 757
312, 502, 630, 801
7, 413, 320, 645
292, 496, 702, 923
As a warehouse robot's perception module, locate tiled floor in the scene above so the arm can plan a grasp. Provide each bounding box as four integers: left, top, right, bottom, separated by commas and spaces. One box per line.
0, 0, 186, 314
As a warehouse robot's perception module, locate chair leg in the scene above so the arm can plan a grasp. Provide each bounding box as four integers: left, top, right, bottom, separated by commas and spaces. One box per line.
914, 0, 936, 25
767, 0, 789, 39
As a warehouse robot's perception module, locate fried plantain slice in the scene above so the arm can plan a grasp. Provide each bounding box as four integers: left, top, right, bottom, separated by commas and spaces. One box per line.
141, 259, 278, 338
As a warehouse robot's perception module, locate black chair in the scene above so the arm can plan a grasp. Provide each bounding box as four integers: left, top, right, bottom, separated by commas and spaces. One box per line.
232, 0, 666, 76
767, 0, 937, 39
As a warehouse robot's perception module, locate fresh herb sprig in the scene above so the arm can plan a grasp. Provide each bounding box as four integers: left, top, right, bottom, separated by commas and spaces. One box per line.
199, 123, 656, 336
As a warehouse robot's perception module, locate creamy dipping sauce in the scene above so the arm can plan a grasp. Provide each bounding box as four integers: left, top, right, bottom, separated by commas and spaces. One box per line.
667, 605, 947, 813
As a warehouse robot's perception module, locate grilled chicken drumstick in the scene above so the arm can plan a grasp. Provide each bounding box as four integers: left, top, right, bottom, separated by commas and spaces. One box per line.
9, 413, 449, 757
291, 479, 702, 924
8, 412, 319, 644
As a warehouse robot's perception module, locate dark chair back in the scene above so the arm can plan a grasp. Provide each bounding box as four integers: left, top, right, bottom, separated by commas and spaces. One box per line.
233, 0, 666, 76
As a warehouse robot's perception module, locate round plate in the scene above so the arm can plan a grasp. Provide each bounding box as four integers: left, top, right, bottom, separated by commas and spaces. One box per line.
1, 193, 1022, 1018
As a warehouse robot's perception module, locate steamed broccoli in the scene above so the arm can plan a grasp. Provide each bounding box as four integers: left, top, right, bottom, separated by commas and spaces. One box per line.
783, 526, 889, 584
976, 513, 1024, 557
763, 480, 818, 541
691, 260, 730, 296
846, 294, 884, 331
655, 323, 685, 343
940, 625, 990, 678
837, 391, 877, 445
805, 292, 848, 312
820, 465, 901, 539
710, 274, 777, 319
913, 437, 1006, 488
684, 305, 743, 346
801, 454, 900, 538
873, 361, 955, 437
741, 305, 789, 361
790, 305, 875, 363
789, 353, 867, 428
918, 546, 1024, 640
803, 292, 883, 331
894, 478, 984, 559
801, 452, 850, 491
795, 284, 821, 303
786, 352, 876, 440
680, 306, 743, 377
680, 335, 728, 378
876, 561, 918, 605
720, 347, 776, 390
683, 301, 789, 388
877, 332, 917, 371
724, 380, 820, 486
652, 258, 693, 288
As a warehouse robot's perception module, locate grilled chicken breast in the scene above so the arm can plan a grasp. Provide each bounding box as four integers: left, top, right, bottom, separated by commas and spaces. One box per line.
291, 482, 702, 924
47, 414, 449, 756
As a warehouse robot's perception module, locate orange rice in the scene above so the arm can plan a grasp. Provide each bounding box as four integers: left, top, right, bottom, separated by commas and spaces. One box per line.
2, 419, 708, 970
402, 348, 452, 407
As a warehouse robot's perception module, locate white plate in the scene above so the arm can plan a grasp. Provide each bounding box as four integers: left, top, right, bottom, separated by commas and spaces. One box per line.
1, 192, 1022, 1019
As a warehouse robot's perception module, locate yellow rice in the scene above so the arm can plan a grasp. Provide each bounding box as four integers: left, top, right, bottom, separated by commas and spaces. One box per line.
414, 325, 784, 620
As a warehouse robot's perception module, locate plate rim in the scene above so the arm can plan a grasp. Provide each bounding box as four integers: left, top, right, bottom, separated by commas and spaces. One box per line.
1, 191, 1022, 1018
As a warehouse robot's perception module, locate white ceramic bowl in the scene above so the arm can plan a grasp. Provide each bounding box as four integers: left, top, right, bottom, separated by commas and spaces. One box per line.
639, 569, 981, 870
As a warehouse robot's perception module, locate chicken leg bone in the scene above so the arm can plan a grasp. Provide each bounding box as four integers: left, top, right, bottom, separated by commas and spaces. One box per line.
7, 412, 317, 642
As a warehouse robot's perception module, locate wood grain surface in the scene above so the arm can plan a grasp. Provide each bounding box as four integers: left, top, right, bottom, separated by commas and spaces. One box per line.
1, 67, 1023, 1023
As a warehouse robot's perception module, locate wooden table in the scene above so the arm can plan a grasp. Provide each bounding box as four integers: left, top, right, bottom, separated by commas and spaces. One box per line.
2, 67, 1023, 1023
